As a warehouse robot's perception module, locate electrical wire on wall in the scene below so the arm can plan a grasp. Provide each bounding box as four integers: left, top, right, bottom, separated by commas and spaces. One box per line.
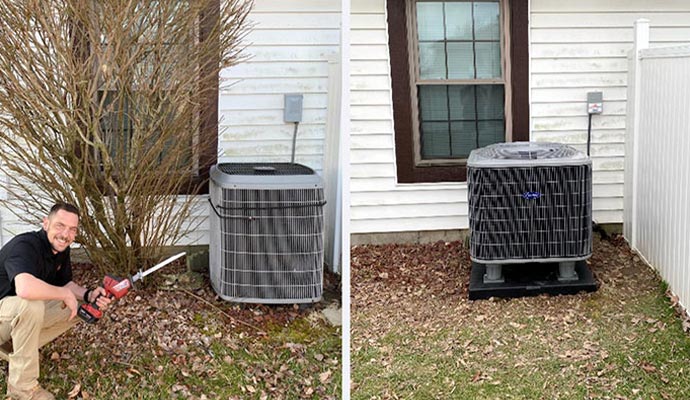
586, 92, 603, 157
291, 122, 299, 163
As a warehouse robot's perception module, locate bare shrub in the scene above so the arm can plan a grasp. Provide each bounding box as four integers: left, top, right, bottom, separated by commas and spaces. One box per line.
0, 0, 252, 275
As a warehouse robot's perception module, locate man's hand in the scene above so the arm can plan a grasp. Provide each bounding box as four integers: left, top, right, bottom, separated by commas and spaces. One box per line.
15, 273, 79, 320
88, 286, 113, 310
61, 287, 78, 320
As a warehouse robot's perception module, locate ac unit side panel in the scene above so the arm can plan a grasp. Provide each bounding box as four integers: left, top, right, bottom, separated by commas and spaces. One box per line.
209, 179, 325, 304
468, 164, 592, 262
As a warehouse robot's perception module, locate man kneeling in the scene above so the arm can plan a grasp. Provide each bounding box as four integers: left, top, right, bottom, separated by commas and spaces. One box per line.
0, 203, 111, 400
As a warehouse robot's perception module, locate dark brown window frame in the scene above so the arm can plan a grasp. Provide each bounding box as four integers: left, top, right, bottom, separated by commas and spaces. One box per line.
194, 0, 220, 194
388, 0, 529, 183
77, 1, 219, 195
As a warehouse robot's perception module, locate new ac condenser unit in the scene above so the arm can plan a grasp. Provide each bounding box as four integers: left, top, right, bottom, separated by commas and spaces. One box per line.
209, 163, 325, 304
467, 142, 592, 283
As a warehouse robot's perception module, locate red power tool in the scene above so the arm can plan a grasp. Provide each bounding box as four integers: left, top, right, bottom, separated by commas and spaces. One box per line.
78, 252, 186, 323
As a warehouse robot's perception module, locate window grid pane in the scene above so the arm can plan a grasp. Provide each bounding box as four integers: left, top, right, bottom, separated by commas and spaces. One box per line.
416, 0, 501, 81
418, 84, 504, 160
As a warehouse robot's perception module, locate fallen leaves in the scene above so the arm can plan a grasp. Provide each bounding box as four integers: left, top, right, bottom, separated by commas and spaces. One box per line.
319, 370, 333, 384
352, 234, 690, 398
66, 383, 80, 399
34, 261, 342, 399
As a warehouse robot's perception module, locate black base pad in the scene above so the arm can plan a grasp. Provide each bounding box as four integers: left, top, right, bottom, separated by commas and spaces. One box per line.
468, 260, 597, 300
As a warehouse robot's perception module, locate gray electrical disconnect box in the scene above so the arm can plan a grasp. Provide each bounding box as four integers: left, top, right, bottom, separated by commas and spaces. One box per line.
587, 91, 603, 114
284, 94, 303, 122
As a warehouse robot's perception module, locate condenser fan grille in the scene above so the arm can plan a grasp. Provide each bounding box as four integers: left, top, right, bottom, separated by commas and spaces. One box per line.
468, 142, 588, 166
468, 163, 592, 262
217, 162, 314, 176
209, 163, 325, 304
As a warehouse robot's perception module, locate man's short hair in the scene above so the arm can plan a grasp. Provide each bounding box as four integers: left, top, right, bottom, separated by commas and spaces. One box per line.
49, 202, 80, 219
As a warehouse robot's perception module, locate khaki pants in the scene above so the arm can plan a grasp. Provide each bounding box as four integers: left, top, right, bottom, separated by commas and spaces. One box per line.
0, 297, 78, 391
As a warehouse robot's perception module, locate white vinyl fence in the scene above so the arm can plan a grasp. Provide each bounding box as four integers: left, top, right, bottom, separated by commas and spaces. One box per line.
624, 19, 690, 309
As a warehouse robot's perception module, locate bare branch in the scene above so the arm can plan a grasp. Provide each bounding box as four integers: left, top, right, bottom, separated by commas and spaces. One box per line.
0, 0, 253, 275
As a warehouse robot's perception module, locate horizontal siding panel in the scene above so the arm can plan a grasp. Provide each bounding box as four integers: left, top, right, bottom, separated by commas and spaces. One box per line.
219, 93, 327, 110
350, 75, 391, 91
350, 163, 395, 179
220, 123, 325, 141
531, 101, 627, 117
532, 72, 627, 88
593, 210, 622, 224
532, 115, 626, 131
531, 57, 628, 73
532, 0, 690, 12
351, 29, 388, 45
222, 61, 328, 79
532, 27, 690, 44
351, 202, 468, 220
351, 119, 394, 135
531, 129, 626, 144
252, 1, 340, 12
221, 77, 328, 94
593, 183, 624, 198
593, 197, 623, 211
351, 60, 391, 76
220, 140, 324, 157
532, 87, 628, 102
350, 177, 463, 193
245, 46, 339, 62
532, 27, 633, 43
531, 12, 690, 28
246, 29, 340, 46
351, 0, 385, 14
350, 105, 393, 121
350, 134, 394, 150
351, 216, 469, 234
350, 90, 392, 106
220, 109, 326, 125
591, 156, 624, 171
250, 13, 340, 29
351, 148, 396, 164
592, 170, 625, 184
351, 44, 390, 61
352, 189, 466, 206
351, 14, 387, 29
350, 177, 398, 192
532, 43, 631, 58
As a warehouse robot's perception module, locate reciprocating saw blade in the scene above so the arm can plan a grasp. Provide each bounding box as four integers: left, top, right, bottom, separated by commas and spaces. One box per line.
131, 252, 186, 283
77, 251, 186, 323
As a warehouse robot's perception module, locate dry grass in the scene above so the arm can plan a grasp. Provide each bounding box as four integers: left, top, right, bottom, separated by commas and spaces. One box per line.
0, 264, 341, 400
351, 234, 690, 399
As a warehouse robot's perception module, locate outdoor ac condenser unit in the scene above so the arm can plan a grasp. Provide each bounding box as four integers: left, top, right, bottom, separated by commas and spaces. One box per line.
209, 163, 325, 304
467, 142, 592, 283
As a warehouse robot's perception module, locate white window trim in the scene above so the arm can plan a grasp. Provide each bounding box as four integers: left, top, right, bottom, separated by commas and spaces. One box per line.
406, 0, 512, 166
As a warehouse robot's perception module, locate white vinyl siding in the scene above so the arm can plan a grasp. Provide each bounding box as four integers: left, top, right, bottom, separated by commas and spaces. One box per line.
1, 2, 342, 246
350, 0, 690, 235
350, 0, 468, 234
218, 2, 341, 173
207, 1, 342, 247
531, 0, 690, 224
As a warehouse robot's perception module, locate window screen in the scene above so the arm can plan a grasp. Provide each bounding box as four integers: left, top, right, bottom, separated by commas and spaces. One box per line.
413, 0, 506, 161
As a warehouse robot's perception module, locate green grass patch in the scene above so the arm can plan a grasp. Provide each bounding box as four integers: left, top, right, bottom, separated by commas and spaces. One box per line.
0, 301, 341, 399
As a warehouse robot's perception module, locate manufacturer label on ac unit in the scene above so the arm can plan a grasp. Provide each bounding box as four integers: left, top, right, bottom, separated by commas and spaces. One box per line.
522, 191, 542, 200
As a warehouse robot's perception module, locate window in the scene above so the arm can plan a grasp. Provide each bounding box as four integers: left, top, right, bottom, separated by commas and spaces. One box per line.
87, 1, 219, 193
388, 0, 529, 183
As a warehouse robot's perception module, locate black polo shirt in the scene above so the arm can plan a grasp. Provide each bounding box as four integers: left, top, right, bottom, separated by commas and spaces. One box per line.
0, 230, 72, 300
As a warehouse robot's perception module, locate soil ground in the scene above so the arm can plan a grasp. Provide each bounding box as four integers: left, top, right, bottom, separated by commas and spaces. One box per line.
351, 234, 690, 399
